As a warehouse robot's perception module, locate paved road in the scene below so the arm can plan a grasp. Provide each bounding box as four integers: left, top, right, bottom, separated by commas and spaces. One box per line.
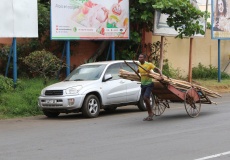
1, 93, 230, 160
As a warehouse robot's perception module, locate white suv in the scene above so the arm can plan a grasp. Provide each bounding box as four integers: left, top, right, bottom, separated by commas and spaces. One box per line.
38, 60, 153, 118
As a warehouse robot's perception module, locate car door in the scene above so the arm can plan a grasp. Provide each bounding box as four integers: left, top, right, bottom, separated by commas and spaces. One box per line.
101, 63, 126, 105
121, 62, 141, 102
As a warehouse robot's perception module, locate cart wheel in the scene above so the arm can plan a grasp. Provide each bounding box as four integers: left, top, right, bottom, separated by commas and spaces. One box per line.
153, 95, 168, 116
184, 88, 201, 118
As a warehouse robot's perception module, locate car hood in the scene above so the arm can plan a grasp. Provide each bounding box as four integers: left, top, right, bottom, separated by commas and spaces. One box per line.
44, 81, 97, 90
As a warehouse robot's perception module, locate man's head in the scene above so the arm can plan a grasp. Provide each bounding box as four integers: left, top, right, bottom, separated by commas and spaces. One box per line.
138, 53, 146, 64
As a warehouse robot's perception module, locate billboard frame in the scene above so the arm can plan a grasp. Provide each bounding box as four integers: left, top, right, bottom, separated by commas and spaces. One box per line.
153, 0, 207, 38
50, 0, 130, 40
211, 0, 230, 40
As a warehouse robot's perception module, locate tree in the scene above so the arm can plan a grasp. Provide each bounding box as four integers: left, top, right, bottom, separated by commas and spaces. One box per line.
153, 0, 208, 38
115, 0, 209, 59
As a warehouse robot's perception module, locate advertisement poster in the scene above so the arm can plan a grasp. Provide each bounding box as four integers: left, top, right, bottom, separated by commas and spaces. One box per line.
212, 0, 230, 39
51, 0, 129, 40
153, 0, 207, 37
0, 0, 38, 38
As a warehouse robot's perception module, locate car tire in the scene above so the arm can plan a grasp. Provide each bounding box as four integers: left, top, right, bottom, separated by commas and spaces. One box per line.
137, 94, 154, 111
43, 111, 60, 118
82, 94, 100, 118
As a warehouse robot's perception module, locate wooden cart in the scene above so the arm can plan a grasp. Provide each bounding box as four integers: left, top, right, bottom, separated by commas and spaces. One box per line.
151, 81, 213, 118
120, 60, 221, 118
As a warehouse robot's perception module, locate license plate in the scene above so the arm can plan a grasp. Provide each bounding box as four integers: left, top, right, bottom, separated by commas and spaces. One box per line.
46, 100, 57, 103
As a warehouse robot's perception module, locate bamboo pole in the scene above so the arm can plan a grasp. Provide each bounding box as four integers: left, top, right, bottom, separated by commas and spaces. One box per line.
120, 60, 222, 99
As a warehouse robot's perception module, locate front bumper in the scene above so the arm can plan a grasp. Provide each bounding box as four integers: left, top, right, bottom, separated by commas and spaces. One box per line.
38, 95, 85, 110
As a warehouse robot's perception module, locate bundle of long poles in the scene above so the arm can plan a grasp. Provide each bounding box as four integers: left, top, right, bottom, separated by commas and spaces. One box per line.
119, 61, 221, 98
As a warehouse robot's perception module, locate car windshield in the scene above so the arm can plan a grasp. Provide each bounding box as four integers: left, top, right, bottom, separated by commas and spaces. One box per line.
65, 64, 107, 81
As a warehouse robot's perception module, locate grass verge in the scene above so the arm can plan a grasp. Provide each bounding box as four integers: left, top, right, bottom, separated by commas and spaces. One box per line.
0, 78, 58, 119
193, 79, 230, 93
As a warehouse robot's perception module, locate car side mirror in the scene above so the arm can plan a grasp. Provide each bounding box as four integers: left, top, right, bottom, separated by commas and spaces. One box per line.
103, 74, 113, 82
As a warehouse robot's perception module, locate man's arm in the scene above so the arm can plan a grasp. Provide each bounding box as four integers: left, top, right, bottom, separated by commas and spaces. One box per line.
137, 69, 142, 77
154, 67, 164, 80
154, 67, 162, 76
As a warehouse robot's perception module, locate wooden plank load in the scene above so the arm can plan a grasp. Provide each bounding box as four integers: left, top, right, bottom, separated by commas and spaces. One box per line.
119, 64, 221, 99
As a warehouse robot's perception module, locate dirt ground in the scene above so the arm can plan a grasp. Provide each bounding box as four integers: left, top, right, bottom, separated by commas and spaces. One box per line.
207, 86, 230, 94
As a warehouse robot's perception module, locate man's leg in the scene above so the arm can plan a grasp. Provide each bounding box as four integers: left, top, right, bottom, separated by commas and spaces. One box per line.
144, 96, 153, 116
143, 83, 154, 121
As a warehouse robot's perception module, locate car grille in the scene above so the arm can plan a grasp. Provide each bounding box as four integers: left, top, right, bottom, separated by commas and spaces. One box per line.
45, 90, 63, 95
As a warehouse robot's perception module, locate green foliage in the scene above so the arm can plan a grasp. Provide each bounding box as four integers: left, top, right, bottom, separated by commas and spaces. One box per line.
0, 75, 14, 93
162, 59, 183, 79
0, 45, 10, 59
206, 22, 211, 29
21, 50, 65, 84
0, 78, 58, 118
37, 1, 50, 42
115, 50, 136, 60
116, 0, 209, 57
145, 41, 161, 67
192, 63, 230, 79
0, 46, 11, 75
153, 0, 209, 38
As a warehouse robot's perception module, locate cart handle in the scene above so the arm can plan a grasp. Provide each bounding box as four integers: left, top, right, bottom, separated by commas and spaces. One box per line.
132, 60, 164, 81
124, 60, 141, 79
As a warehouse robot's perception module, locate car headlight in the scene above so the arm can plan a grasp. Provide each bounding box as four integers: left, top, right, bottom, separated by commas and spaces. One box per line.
65, 86, 83, 95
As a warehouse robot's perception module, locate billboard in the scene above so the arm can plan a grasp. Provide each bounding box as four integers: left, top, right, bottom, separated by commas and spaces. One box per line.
212, 0, 230, 39
51, 0, 129, 40
153, 0, 207, 37
0, 0, 38, 38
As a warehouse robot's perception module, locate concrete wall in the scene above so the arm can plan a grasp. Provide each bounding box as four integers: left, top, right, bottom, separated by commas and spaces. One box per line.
152, 29, 230, 77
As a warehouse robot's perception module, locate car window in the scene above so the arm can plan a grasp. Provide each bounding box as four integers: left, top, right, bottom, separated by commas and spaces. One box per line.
121, 62, 138, 73
105, 63, 121, 80
65, 64, 106, 81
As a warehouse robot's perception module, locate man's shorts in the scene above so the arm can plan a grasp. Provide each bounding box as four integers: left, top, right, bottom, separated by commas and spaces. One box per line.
141, 83, 154, 98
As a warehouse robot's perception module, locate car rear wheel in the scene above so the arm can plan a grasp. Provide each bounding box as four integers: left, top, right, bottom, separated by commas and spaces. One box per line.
82, 94, 100, 118
137, 94, 154, 111
43, 111, 60, 118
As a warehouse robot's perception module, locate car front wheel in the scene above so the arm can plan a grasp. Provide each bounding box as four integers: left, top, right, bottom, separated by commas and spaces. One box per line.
82, 94, 100, 118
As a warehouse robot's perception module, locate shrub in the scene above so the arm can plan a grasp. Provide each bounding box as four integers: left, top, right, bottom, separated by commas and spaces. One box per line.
21, 50, 65, 84
0, 75, 14, 93
192, 63, 230, 79
162, 59, 183, 79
